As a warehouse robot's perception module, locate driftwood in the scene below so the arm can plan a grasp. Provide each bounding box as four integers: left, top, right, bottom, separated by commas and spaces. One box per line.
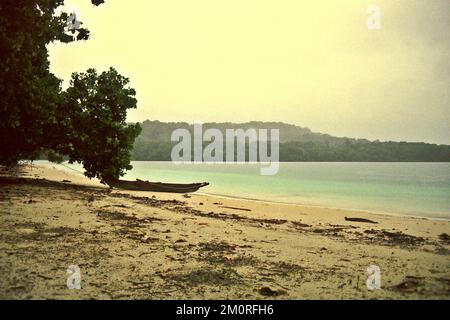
219, 206, 251, 212
344, 216, 378, 224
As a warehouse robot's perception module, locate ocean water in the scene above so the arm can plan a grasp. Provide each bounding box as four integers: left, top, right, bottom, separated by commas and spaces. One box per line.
38, 161, 450, 219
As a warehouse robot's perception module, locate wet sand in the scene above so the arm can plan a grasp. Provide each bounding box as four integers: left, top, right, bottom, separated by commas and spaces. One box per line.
0, 164, 449, 299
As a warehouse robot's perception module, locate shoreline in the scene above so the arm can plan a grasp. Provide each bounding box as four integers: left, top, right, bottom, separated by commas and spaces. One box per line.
34, 161, 450, 222
198, 191, 450, 223
14, 163, 450, 240
1, 164, 449, 299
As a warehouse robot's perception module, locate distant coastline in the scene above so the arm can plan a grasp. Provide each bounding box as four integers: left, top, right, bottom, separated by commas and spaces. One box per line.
129, 120, 450, 162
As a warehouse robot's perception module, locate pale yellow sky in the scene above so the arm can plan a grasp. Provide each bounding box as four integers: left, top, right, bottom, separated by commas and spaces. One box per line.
48, 0, 450, 144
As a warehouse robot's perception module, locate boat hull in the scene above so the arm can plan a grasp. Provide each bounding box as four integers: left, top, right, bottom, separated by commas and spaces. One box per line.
105, 179, 209, 193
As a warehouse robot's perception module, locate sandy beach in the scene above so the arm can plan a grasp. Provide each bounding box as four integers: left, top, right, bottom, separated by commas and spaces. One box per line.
0, 164, 449, 299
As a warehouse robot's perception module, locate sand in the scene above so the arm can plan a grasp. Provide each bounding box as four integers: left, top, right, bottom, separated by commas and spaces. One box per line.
0, 164, 449, 299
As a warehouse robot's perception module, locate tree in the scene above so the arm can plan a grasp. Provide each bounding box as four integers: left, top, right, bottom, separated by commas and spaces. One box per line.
53, 68, 141, 181
0, 1, 141, 182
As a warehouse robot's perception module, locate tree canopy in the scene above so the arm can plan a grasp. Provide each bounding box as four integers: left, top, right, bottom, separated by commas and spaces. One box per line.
131, 121, 450, 162
0, 1, 141, 182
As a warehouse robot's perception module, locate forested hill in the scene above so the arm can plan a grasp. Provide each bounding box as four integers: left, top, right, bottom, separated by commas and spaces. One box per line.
131, 120, 450, 162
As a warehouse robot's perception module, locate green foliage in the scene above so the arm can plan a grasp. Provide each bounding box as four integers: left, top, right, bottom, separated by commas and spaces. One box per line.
0, 1, 141, 181
55, 68, 141, 181
131, 121, 450, 162
0, 1, 66, 165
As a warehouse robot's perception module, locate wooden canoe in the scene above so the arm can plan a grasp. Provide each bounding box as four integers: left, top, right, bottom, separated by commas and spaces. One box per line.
105, 178, 209, 193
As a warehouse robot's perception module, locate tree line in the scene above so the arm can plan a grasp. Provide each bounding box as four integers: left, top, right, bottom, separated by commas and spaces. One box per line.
131, 121, 450, 162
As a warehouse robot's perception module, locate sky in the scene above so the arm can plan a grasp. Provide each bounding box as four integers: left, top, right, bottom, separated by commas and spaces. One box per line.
48, 0, 450, 144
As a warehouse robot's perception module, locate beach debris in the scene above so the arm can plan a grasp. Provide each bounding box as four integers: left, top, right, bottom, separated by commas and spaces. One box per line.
113, 204, 129, 208
178, 208, 289, 227
258, 286, 287, 297
96, 210, 127, 220
364, 229, 425, 247
259, 218, 288, 225
168, 268, 242, 286
438, 233, 450, 244
61, 179, 71, 183
291, 221, 311, 228
109, 192, 185, 209
436, 277, 450, 287
219, 205, 251, 211
96, 209, 164, 228
329, 223, 359, 229
197, 240, 258, 266
183, 194, 191, 198
390, 276, 423, 293
312, 228, 330, 233
36, 273, 53, 280
199, 241, 237, 254
141, 235, 159, 243
270, 261, 305, 274
345, 216, 378, 224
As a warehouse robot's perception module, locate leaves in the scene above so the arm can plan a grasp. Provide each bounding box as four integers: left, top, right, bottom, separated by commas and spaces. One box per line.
91, 0, 105, 6
57, 68, 141, 182
0, 1, 141, 181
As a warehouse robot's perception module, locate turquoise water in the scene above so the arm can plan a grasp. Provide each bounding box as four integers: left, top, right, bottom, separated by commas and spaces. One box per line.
39, 161, 450, 219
